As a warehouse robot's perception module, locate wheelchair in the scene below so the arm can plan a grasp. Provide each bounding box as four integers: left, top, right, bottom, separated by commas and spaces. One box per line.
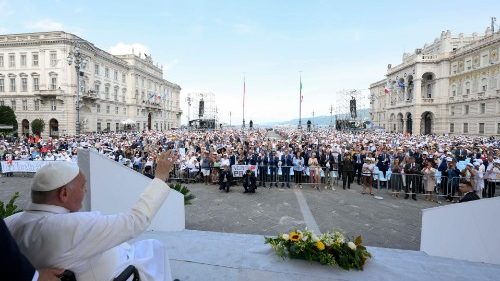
61, 266, 181, 281
61, 265, 140, 281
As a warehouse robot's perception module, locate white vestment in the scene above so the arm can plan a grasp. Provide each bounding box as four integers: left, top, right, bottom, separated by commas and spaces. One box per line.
6, 178, 172, 281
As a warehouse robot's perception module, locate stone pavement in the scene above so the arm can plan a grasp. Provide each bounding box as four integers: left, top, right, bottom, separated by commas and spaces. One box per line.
1, 174, 442, 250
184, 181, 439, 250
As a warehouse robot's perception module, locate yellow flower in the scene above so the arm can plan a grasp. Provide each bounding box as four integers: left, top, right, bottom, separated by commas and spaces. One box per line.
315, 241, 325, 251
289, 231, 302, 242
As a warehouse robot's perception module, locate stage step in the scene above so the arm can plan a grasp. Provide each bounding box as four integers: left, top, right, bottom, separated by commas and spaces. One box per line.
139, 230, 500, 281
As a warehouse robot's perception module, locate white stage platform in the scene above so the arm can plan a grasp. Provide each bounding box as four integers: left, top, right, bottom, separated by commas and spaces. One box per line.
139, 230, 500, 281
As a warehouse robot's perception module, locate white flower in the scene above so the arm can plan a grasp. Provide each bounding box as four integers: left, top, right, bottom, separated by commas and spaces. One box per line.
302, 235, 308, 241
348, 242, 357, 250
281, 234, 289, 240
312, 234, 320, 242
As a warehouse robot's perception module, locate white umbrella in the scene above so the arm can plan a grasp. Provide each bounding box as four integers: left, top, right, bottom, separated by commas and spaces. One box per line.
121, 119, 135, 125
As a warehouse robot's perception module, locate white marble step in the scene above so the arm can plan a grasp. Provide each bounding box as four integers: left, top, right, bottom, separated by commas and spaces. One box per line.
138, 230, 500, 281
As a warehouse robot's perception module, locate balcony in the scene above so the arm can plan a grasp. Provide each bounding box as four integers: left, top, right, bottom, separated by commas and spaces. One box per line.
449, 96, 455, 101
142, 100, 162, 109
34, 88, 63, 97
422, 98, 434, 103
81, 90, 99, 101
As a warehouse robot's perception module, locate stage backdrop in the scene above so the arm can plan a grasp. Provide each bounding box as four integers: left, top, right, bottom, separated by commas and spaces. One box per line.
78, 149, 185, 232
421, 197, 500, 265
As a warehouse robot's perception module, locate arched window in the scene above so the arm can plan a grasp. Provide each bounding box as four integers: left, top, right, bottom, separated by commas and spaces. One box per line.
481, 78, 488, 92
465, 81, 471, 95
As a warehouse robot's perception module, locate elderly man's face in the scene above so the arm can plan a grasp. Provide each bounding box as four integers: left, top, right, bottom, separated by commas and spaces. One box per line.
63, 171, 87, 212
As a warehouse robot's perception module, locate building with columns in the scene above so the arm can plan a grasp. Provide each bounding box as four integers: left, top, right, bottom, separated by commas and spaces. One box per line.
0, 31, 182, 137
369, 28, 500, 136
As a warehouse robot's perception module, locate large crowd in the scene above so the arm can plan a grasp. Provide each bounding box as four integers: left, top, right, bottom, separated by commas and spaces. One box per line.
1, 128, 499, 202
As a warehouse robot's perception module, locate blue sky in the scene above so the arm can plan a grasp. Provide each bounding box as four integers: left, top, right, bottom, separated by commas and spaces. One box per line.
1, 0, 499, 124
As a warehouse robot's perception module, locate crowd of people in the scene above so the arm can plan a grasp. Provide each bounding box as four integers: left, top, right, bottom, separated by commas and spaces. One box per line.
1, 128, 499, 202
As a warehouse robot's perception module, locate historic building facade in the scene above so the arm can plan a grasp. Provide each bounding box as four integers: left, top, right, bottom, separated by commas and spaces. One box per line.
369, 28, 500, 136
0, 31, 182, 137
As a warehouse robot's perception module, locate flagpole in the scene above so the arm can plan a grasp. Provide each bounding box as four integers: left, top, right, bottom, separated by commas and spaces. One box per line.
242, 74, 246, 128
298, 71, 302, 129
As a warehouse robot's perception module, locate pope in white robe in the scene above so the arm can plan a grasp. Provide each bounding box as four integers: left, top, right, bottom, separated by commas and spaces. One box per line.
5, 151, 177, 281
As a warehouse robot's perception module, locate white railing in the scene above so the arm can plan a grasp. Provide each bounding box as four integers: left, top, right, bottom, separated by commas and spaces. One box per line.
453, 32, 500, 56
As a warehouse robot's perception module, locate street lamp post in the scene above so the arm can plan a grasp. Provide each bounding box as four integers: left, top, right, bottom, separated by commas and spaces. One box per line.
67, 44, 87, 136
186, 94, 192, 126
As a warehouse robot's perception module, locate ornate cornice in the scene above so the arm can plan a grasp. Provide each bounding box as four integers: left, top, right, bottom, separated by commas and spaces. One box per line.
0, 32, 129, 70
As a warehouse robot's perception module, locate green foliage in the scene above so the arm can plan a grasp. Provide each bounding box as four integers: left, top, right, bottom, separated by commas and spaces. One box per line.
0, 192, 22, 218
265, 229, 372, 271
170, 183, 195, 205
0, 105, 18, 133
31, 118, 45, 136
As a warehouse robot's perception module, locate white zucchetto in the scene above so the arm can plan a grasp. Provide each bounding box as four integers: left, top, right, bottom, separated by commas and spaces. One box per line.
31, 162, 80, 192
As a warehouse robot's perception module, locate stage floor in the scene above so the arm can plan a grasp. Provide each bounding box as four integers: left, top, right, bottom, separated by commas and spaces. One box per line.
139, 230, 500, 281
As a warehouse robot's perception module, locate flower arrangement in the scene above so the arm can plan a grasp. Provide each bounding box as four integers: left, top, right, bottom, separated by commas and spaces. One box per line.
264, 228, 372, 270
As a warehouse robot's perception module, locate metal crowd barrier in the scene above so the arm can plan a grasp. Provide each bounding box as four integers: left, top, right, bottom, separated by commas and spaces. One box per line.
371, 170, 465, 201
169, 163, 200, 183
160, 162, 496, 201
230, 165, 340, 188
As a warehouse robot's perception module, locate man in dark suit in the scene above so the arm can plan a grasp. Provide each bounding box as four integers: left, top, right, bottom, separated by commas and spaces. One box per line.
229, 150, 236, 167
377, 148, 390, 178
1, 218, 63, 281
413, 150, 424, 192
303, 148, 311, 182
219, 164, 233, 192
246, 150, 258, 165
336, 149, 343, 181
404, 156, 420, 200
454, 145, 467, 162
281, 149, 294, 188
257, 151, 268, 187
459, 180, 480, 203
268, 151, 279, 187
242, 170, 257, 193
353, 148, 366, 185
342, 153, 355, 190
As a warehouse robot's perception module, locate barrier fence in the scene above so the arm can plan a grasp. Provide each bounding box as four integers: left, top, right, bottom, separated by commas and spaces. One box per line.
4, 160, 497, 201
168, 164, 498, 200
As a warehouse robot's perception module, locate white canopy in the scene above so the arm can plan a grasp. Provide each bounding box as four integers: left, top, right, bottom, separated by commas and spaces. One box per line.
121, 119, 136, 125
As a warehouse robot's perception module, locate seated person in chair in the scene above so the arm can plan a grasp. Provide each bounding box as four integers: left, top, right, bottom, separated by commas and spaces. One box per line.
5, 150, 178, 281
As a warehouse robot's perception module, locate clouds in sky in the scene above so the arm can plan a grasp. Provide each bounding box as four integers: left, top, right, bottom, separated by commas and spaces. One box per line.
25, 19, 64, 31
1, 0, 499, 124
108, 42, 150, 56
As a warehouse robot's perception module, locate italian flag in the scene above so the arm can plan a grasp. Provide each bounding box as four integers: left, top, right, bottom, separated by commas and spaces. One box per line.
384, 84, 390, 94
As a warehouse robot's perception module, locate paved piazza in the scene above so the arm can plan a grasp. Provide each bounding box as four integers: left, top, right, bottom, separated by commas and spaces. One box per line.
1, 175, 443, 251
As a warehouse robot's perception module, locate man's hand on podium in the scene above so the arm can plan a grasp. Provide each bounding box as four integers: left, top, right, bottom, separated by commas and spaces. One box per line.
155, 150, 177, 182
